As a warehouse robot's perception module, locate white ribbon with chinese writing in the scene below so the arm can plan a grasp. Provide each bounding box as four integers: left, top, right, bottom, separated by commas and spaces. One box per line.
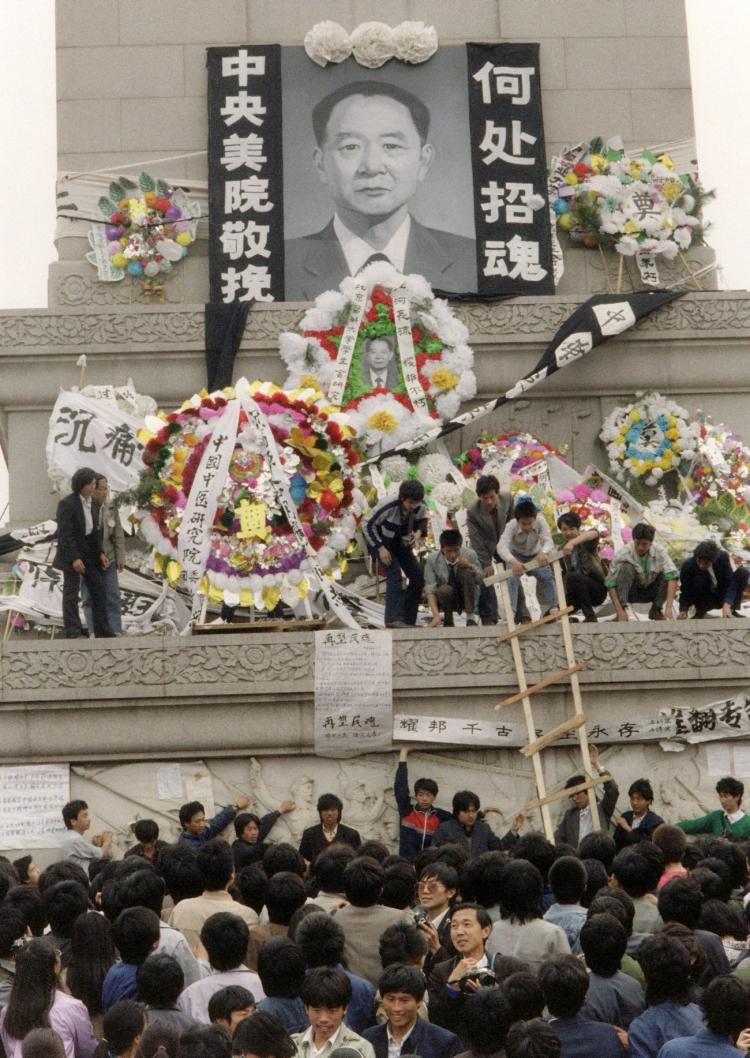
327, 282, 369, 404
635, 252, 660, 287
46, 390, 145, 495
239, 395, 360, 628
391, 286, 430, 417
178, 399, 240, 613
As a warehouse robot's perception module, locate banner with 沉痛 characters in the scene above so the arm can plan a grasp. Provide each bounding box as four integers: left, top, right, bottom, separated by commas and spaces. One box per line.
207, 42, 553, 304
46, 391, 145, 495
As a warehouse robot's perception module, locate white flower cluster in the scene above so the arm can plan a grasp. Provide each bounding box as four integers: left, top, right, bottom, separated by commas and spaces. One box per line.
304, 20, 438, 69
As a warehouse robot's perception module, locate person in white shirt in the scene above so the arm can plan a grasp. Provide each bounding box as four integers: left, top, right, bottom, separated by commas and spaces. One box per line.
60, 799, 112, 872
497, 498, 557, 620
292, 968, 375, 1058
177, 912, 265, 1024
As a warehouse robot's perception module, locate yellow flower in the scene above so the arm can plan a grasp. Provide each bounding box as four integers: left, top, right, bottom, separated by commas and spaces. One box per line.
368, 410, 399, 433
658, 153, 675, 170
630, 410, 641, 422
590, 154, 608, 173
662, 180, 682, 202
299, 374, 322, 390
629, 162, 643, 180
262, 585, 281, 611
430, 368, 460, 392
666, 428, 680, 441
623, 220, 641, 235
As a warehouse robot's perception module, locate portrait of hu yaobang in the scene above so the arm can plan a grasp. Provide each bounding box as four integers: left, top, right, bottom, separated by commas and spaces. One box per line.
282, 47, 478, 301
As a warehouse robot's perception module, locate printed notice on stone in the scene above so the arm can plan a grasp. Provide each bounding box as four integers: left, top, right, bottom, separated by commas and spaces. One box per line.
0, 764, 70, 850
314, 630, 392, 758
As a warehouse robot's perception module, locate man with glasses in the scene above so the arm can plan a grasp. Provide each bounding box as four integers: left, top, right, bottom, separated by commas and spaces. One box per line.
554, 746, 619, 848
416, 863, 458, 969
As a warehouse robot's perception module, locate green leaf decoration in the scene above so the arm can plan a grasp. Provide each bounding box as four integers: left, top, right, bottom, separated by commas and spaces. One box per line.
719, 492, 737, 515
139, 171, 156, 193
156, 179, 170, 197
119, 176, 137, 190
98, 195, 116, 218
109, 181, 124, 203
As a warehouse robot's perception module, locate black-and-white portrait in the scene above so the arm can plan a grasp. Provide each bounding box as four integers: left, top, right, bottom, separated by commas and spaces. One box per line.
282, 48, 478, 300
360, 335, 400, 393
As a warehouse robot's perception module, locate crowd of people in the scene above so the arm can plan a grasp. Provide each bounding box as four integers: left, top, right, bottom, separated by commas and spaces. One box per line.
3, 751, 750, 1057
364, 477, 749, 629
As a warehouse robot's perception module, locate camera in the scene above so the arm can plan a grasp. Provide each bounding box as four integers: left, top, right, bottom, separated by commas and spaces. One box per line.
460, 967, 497, 990
414, 910, 429, 925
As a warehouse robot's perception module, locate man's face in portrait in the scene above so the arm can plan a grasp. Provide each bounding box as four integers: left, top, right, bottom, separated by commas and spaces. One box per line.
364, 338, 395, 372
314, 94, 434, 222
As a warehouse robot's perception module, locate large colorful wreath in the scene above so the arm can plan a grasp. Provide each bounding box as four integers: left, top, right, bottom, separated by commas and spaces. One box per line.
135, 380, 365, 610
86, 171, 200, 300
551, 139, 713, 261
599, 391, 700, 488
279, 262, 477, 449
456, 431, 566, 481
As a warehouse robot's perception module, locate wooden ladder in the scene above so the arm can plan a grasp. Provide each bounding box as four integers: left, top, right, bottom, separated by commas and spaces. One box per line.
485, 552, 611, 840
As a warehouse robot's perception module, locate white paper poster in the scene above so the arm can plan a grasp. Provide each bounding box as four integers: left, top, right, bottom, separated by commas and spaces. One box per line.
156, 763, 183, 802
314, 629, 392, 758
0, 764, 70, 850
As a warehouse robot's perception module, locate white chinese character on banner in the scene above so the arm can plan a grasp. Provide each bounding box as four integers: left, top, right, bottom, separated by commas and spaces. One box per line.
220, 133, 267, 172
224, 178, 274, 213
479, 120, 537, 166
480, 181, 544, 224
220, 92, 267, 127
473, 62, 535, 105
483, 235, 547, 281
221, 264, 273, 302
222, 51, 266, 86
220, 221, 272, 260
554, 332, 593, 366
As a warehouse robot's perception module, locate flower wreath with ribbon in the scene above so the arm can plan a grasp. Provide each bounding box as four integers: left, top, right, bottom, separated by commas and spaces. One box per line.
86, 171, 201, 301
279, 261, 477, 450
599, 391, 701, 489
134, 380, 365, 611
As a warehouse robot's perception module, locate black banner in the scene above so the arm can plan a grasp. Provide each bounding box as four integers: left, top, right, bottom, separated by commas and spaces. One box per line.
207, 46, 285, 303
467, 42, 554, 297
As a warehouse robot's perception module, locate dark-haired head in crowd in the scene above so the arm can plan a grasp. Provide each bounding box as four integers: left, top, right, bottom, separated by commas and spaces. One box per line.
382, 862, 416, 911
538, 955, 625, 1058
500, 972, 543, 1023
610, 845, 664, 941
333, 858, 411, 988
292, 968, 371, 1058
394, 747, 451, 860
434, 790, 521, 860
125, 819, 169, 867
20, 1029, 65, 1058
245, 872, 306, 972
12, 855, 40, 887
179, 1024, 233, 1058
505, 1019, 561, 1058
177, 912, 262, 1024
676, 775, 750, 839
255, 937, 308, 1034
42, 880, 90, 965
299, 795, 362, 867
308, 845, 355, 912
613, 779, 665, 850
170, 839, 259, 955
363, 964, 461, 1058
657, 876, 731, 982
65, 909, 115, 1025
178, 794, 251, 851
543, 857, 587, 954
140, 1021, 180, 1058
102, 999, 147, 1058
137, 953, 195, 1032
486, 861, 570, 974
578, 914, 644, 1028
231, 796, 295, 872
102, 907, 161, 1012
294, 912, 374, 1035
208, 985, 256, 1037
627, 934, 704, 1057
232, 1012, 296, 1058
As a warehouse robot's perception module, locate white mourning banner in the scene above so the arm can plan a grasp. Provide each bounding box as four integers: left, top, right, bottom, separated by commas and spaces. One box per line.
314, 629, 392, 757
0, 764, 70, 850
46, 391, 144, 494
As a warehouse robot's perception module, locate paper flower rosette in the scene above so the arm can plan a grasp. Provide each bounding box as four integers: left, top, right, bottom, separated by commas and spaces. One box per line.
86, 171, 200, 298
687, 420, 750, 507
456, 431, 566, 482
551, 138, 712, 261
135, 380, 365, 611
599, 392, 700, 488
280, 263, 476, 450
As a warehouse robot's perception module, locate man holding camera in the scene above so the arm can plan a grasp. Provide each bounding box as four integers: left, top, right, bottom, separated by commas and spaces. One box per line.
427, 904, 497, 1042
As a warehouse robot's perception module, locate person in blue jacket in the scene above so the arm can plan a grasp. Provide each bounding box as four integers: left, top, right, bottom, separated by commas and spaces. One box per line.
177, 795, 250, 850
394, 748, 452, 860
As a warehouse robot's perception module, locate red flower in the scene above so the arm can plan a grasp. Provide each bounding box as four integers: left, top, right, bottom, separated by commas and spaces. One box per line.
309, 535, 325, 551
319, 489, 340, 511
573, 162, 589, 177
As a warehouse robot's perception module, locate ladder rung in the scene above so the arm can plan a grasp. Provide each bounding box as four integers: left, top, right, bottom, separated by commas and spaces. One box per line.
495, 662, 587, 709
484, 549, 566, 586
498, 606, 574, 641
523, 773, 612, 811
520, 715, 588, 757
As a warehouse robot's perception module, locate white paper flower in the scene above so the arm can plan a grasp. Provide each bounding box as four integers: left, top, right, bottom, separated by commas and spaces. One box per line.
392, 21, 438, 64
430, 481, 464, 510
350, 21, 396, 69
417, 452, 455, 486
304, 21, 352, 67
379, 455, 410, 482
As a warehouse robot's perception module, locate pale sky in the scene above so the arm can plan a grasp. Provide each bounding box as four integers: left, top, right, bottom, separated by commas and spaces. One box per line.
0, 1, 748, 524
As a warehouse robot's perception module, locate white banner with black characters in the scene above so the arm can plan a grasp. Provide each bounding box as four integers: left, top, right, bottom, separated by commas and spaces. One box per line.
314, 629, 392, 757
46, 391, 145, 495
207, 46, 285, 303
394, 694, 750, 749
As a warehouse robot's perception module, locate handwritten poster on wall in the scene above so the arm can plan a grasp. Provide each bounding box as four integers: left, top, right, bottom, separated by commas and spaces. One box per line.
0, 764, 70, 850
314, 630, 392, 758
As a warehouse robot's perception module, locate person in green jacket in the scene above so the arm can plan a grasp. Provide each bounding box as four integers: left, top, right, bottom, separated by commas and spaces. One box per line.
677, 776, 750, 838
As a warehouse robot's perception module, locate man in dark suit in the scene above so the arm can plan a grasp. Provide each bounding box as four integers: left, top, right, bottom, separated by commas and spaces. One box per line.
554, 746, 619, 849
53, 466, 114, 639
360, 335, 400, 393
298, 793, 361, 864
364, 964, 462, 1058
466, 473, 518, 625
285, 80, 477, 300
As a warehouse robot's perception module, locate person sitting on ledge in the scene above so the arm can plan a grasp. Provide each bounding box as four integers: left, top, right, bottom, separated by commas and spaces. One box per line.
676, 775, 750, 838
425, 528, 486, 628
557, 511, 606, 623
606, 521, 678, 621
363, 479, 428, 629
497, 497, 558, 623
677, 539, 749, 620
466, 473, 528, 626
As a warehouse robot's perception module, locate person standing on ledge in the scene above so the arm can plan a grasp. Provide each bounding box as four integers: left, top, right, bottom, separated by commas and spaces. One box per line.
363, 480, 428, 629
178, 796, 250, 850
677, 776, 750, 838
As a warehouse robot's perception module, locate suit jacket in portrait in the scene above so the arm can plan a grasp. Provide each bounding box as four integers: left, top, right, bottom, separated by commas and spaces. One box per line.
466, 494, 513, 569
53, 493, 103, 571
298, 822, 361, 863
285, 218, 477, 301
